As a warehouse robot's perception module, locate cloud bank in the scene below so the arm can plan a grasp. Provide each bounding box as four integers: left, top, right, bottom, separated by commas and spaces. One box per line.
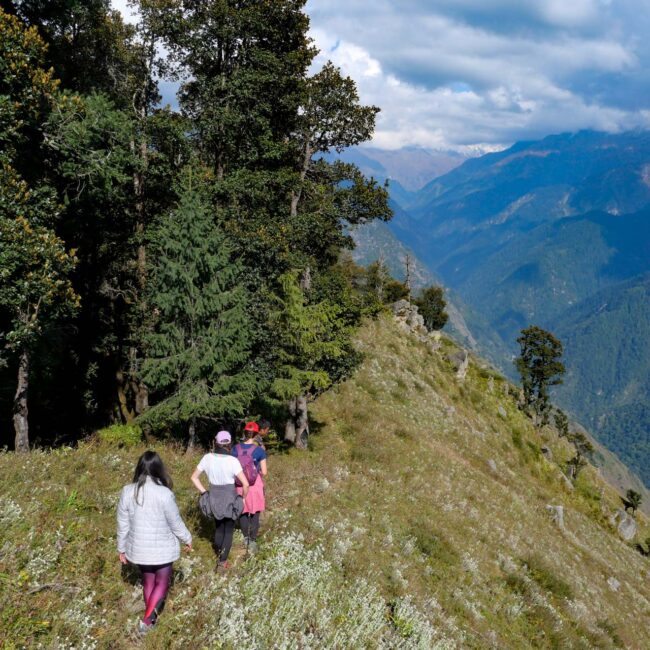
111, 0, 650, 150
307, 0, 650, 150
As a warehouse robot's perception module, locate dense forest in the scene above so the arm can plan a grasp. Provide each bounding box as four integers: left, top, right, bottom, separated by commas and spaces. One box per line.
0, 0, 394, 451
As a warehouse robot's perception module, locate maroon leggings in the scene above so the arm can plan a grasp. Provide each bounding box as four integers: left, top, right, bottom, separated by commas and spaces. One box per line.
138, 563, 173, 624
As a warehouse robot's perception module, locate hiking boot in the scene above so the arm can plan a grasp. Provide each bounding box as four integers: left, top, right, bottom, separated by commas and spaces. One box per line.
216, 560, 230, 572
247, 540, 258, 555
242, 536, 250, 548
137, 620, 153, 635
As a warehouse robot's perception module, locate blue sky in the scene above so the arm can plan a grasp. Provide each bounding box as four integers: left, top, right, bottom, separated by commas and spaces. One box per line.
113, 0, 650, 151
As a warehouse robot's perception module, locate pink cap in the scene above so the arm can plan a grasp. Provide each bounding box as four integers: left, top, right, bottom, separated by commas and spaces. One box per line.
216, 430, 231, 444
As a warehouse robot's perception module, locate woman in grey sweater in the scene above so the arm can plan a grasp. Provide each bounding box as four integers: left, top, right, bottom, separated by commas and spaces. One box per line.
117, 451, 192, 633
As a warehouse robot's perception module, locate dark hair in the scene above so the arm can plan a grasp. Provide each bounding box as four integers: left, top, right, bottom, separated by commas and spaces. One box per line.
132, 451, 172, 504
211, 438, 232, 454
258, 419, 271, 430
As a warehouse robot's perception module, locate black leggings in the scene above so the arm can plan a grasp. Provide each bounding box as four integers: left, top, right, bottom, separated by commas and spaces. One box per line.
240, 512, 260, 541
214, 518, 235, 561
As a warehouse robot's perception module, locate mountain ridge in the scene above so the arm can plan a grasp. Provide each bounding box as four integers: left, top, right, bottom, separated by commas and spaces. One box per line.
355, 129, 650, 490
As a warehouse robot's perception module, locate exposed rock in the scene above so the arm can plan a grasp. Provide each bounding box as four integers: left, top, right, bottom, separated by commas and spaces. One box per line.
497, 406, 507, 419
541, 445, 553, 461
314, 478, 330, 493
610, 509, 637, 541
559, 472, 575, 491
392, 300, 429, 340
546, 504, 565, 530
487, 459, 498, 474
447, 349, 469, 381
487, 376, 495, 394
607, 577, 621, 592
446, 405, 456, 417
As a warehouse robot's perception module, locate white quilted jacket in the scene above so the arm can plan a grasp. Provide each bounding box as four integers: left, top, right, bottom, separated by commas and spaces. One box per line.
117, 477, 192, 565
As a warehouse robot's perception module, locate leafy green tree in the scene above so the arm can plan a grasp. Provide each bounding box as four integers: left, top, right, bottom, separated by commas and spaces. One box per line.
515, 326, 565, 425
384, 279, 410, 304
624, 489, 642, 514
554, 409, 569, 438
566, 430, 594, 481
0, 8, 79, 451
0, 164, 79, 452
415, 286, 448, 331
141, 179, 257, 449
365, 260, 390, 304
270, 271, 350, 448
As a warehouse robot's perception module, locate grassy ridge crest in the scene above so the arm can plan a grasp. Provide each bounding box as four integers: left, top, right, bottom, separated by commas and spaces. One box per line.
1, 316, 649, 648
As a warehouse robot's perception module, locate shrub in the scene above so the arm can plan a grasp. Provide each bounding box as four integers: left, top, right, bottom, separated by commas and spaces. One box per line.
521, 555, 573, 600
97, 423, 142, 447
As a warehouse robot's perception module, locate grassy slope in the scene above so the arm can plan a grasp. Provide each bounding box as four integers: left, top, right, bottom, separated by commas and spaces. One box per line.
1, 316, 649, 649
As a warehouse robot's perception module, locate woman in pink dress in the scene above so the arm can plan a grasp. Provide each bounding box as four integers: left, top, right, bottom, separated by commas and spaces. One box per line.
232, 421, 267, 554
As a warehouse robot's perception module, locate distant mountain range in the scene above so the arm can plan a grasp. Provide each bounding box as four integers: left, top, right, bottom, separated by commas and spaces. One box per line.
352, 131, 650, 488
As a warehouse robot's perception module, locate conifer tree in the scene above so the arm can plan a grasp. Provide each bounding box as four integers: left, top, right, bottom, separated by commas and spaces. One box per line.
141, 177, 256, 448
270, 271, 349, 448
516, 326, 565, 425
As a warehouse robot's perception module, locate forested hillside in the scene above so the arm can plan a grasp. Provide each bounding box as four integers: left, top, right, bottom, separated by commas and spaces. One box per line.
368, 131, 650, 488
0, 0, 391, 452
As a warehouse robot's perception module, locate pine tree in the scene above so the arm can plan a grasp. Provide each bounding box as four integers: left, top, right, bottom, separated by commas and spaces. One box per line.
515, 326, 565, 425
270, 271, 349, 449
141, 178, 257, 448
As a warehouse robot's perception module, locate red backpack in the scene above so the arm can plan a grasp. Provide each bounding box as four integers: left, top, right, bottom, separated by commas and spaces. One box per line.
233, 444, 259, 487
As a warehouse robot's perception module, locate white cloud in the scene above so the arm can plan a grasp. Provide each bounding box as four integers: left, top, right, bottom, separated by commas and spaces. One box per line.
110, 0, 650, 150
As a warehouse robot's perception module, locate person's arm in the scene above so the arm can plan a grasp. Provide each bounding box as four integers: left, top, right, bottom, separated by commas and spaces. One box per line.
163, 492, 193, 551
116, 487, 130, 564
259, 458, 268, 477
191, 465, 209, 495
236, 471, 250, 498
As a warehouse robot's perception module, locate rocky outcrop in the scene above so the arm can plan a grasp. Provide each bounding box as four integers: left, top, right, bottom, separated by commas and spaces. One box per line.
392, 300, 441, 347
447, 349, 469, 381
610, 509, 637, 541
392, 300, 426, 334
546, 504, 565, 530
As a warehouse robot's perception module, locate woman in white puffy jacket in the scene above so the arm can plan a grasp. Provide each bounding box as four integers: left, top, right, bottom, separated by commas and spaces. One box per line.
117, 451, 192, 633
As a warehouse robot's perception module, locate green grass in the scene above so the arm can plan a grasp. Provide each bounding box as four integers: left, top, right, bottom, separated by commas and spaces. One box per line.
1, 315, 649, 649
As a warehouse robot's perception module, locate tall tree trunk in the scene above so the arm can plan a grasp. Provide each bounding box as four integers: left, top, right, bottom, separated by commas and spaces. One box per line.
116, 368, 135, 423
187, 417, 197, 452
129, 49, 151, 416
294, 394, 310, 449
13, 347, 30, 453
284, 395, 309, 449
290, 143, 313, 217
284, 397, 297, 444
